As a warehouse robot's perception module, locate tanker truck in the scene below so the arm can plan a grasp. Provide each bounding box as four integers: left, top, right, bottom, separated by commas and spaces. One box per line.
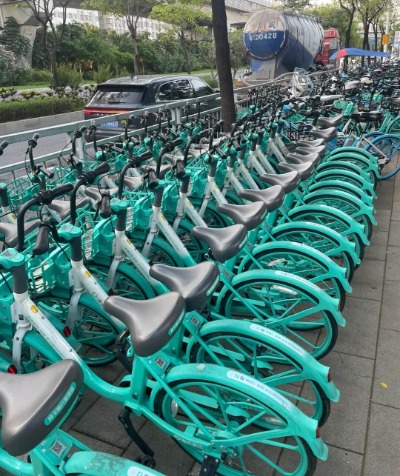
243, 8, 324, 80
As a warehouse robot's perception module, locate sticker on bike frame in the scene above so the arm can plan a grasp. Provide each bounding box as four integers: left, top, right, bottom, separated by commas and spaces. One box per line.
249, 323, 307, 356
127, 467, 158, 476
44, 382, 77, 425
30, 304, 39, 313
227, 370, 292, 411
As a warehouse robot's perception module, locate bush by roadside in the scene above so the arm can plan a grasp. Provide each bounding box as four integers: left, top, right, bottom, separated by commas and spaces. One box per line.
0, 96, 86, 123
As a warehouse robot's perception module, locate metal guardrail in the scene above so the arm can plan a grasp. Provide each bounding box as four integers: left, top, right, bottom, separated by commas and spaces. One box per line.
0, 70, 334, 175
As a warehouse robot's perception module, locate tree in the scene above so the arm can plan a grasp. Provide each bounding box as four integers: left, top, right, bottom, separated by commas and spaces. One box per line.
150, 0, 211, 74
355, 0, 387, 52
19, 0, 74, 86
228, 30, 247, 79
197, 39, 217, 78
307, 3, 361, 47
0, 17, 31, 62
338, 0, 357, 48
211, 0, 235, 132
280, 0, 311, 10
83, 0, 163, 75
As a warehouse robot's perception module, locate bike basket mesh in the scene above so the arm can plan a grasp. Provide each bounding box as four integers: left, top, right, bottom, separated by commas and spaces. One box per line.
27, 254, 55, 295
8, 177, 40, 210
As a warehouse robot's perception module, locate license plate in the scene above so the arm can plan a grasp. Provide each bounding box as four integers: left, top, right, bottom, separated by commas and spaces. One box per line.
101, 121, 119, 128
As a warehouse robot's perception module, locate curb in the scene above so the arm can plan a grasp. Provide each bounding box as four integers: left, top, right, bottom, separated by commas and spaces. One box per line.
0, 111, 84, 135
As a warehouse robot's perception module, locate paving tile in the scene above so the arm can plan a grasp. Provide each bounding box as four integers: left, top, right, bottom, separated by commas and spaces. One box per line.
364, 231, 388, 261
363, 403, 400, 476
314, 446, 362, 476
388, 220, 400, 247
73, 396, 145, 449
124, 420, 195, 475
372, 328, 400, 409
350, 259, 384, 301
391, 201, 400, 221
69, 430, 123, 455
317, 352, 373, 454
63, 388, 100, 431
333, 297, 380, 359
380, 280, 400, 332
375, 209, 391, 231
385, 246, 400, 281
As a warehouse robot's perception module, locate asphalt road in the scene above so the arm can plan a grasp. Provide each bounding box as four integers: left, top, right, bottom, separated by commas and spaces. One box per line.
0, 133, 71, 169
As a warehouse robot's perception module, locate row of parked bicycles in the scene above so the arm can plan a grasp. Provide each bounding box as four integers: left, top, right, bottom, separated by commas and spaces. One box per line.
0, 68, 398, 475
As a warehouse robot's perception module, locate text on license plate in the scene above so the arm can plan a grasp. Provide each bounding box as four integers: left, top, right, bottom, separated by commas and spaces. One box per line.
101, 121, 119, 128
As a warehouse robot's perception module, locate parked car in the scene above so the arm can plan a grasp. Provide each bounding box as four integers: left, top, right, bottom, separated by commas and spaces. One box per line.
84, 75, 219, 139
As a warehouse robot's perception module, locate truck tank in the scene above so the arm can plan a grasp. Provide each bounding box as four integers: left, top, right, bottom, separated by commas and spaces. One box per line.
243, 8, 324, 80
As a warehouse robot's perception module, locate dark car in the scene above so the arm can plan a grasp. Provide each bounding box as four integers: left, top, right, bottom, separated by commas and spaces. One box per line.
84, 75, 219, 139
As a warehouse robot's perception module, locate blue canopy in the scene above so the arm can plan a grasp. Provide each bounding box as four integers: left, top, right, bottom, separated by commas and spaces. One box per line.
329, 48, 391, 60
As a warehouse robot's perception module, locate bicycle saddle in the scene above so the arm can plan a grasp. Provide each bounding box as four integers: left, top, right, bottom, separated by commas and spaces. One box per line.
217, 201, 267, 231
239, 184, 285, 211
389, 97, 400, 106
123, 176, 143, 191
310, 127, 337, 141
0, 220, 39, 248
103, 292, 185, 356
295, 145, 327, 156
259, 172, 300, 194
150, 261, 219, 311
295, 138, 325, 148
191, 224, 247, 263
278, 161, 315, 181
287, 152, 320, 166
0, 360, 82, 456
317, 115, 343, 128
48, 197, 91, 221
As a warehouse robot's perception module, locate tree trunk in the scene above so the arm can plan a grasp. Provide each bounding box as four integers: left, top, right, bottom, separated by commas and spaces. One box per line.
211, 0, 235, 133
180, 32, 192, 74
132, 34, 139, 75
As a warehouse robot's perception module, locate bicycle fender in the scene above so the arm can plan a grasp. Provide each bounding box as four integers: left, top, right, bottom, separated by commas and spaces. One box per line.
64, 451, 164, 475
326, 153, 379, 175
316, 161, 375, 184
149, 362, 328, 460
302, 190, 376, 225
288, 204, 370, 245
313, 169, 376, 198
217, 269, 345, 327
270, 220, 361, 265
193, 319, 340, 402
329, 146, 375, 160
238, 240, 351, 292
308, 180, 374, 207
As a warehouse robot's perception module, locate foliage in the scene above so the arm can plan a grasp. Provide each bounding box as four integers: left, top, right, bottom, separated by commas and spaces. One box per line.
150, 0, 211, 74
307, 3, 361, 47
0, 45, 30, 86
0, 17, 30, 61
202, 75, 219, 89
93, 65, 114, 84
30, 69, 53, 83
53, 65, 83, 89
228, 30, 247, 78
0, 96, 85, 123
281, 0, 311, 10
197, 40, 217, 78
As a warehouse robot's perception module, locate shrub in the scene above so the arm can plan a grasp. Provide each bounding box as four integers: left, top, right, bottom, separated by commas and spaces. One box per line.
202, 75, 219, 89
53, 65, 83, 89
30, 69, 52, 83
0, 96, 85, 123
93, 65, 113, 84
0, 45, 30, 86
83, 70, 95, 81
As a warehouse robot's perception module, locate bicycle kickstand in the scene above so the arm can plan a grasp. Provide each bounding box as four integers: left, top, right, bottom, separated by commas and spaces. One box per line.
118, 408, 156, 468
199, 452, 226, 475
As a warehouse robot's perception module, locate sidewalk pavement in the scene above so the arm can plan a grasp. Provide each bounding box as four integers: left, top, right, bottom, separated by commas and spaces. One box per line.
1, 174, 399, 476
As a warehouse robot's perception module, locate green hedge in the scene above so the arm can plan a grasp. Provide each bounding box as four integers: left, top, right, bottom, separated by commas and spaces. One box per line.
0, 96, 85, 123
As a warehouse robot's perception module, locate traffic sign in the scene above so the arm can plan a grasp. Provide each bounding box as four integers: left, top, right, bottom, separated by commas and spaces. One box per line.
382, 33, 390, 45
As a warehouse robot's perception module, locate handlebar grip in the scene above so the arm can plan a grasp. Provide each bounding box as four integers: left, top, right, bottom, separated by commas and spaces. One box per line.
148, 170, 159, 190
93, 161, 110, 177
0, 140, 8, 155
39, 167, 55, 179
99, 194, 112, 219
139, 150, 153, 161
173, 137, 184, 147
199, 128, 211, 139
32, 133, 40, 142
32, 224, 51, 256
51, 182, 74, 199
215, 147, 227, 159
175, 160, 185, 179
0, 184, 10, 207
